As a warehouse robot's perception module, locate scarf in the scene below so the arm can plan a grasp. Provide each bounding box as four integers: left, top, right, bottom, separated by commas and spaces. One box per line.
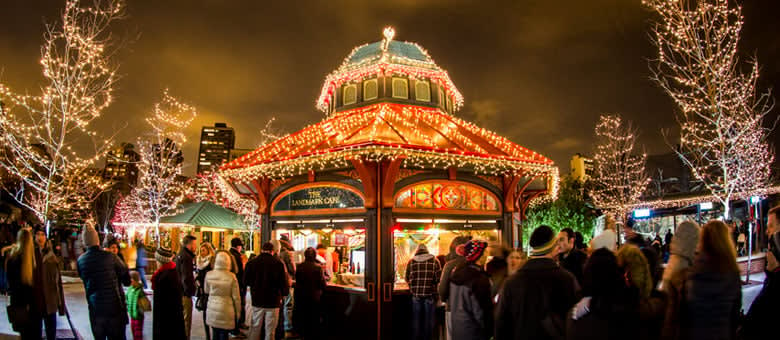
197, 255, 214, 270
151, 261, 176, 290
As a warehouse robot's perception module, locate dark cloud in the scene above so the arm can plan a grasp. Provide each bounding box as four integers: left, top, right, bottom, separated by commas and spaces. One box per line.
1, 0, 778, 176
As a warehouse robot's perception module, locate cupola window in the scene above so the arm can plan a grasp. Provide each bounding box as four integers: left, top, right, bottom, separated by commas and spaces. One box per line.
363, 79, 378, 100
392, 78, 409, 99
343, 84, 357, 105
415, 81, 431, 102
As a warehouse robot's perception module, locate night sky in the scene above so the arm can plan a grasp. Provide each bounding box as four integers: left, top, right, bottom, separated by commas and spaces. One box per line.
2, 0, 779, 176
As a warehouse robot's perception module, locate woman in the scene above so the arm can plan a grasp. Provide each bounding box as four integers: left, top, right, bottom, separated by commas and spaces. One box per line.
568, 248, 638, 340
660, 220, 699, 340
41, 240, 66, 340
5, 228, 42, 338
683, 220, 741, 340
616, 244, 666, 340
196, 242, 216, 340
294, 247, 327, 339
152, 246, 186, 339
205, 250, 241, 340
506, 248, 526, 275
449, 240, 492, 340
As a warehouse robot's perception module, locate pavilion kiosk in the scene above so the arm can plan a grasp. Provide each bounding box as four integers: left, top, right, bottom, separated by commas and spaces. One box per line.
220, 28, 558, 339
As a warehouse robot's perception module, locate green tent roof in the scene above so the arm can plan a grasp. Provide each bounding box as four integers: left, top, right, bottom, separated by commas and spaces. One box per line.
160, 201, 248, 231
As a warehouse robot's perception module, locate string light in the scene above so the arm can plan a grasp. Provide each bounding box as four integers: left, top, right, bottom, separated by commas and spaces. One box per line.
589, 115, 650, 216
645, 0, 774, 218
0, 0, 124, 226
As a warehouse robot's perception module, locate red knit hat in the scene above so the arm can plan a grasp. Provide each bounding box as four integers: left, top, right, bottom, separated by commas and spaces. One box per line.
459, 240, 488, 262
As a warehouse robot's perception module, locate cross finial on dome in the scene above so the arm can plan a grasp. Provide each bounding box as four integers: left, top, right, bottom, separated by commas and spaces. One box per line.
381, 26, 395, 52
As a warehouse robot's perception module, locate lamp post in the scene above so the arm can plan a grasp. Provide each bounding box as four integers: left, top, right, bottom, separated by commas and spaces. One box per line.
746, 196, 761, 284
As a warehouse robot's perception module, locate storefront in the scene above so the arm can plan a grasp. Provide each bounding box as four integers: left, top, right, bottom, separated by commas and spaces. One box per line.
220, 28, 558, 339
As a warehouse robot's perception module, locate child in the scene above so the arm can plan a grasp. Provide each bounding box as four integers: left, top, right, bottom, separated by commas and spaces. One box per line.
127, 270, 146, 340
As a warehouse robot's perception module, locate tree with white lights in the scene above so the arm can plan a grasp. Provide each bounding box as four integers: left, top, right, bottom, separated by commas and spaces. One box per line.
0, 0, 123, 228
128, 90, 196, 245
189, 168, 261, 236
589, 114, 650, 219
645, 0, 774, 219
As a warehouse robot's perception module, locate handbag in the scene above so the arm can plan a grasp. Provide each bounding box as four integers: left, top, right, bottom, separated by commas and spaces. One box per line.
195, 292, 208, 311
137, 291, 152, 312
6, 304, 30, 332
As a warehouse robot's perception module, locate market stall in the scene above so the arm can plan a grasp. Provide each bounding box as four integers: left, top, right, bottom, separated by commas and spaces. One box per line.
220, 28, 558, 339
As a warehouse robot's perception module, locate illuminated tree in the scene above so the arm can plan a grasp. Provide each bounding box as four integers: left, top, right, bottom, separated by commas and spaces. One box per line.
589, 114, 650, 219
188, 167, 261, 237
0, 0, 124, 228
645, 0, 774, 218
129, 90, 196, 245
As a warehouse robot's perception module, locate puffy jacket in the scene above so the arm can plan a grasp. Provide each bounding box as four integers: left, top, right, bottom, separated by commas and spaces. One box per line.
126, 284, 145, 320
205, 252, 241, 331
245, 252, 290, 308
77, 246, 130, 323
683, 254, 741, 340
175, 247, 196, 297
448, 263, 493, 340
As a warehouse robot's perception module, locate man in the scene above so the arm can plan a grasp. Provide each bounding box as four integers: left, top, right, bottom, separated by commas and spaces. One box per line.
176, 235, 198, 339
438, 235, 471, 340
244, 242, 290, 340
557, 227, 587, 286
230, 237, 247, 334
740, 206, 780, 340
135, 239, 148, 289
405, 243, 442, 340
278, 235, 296, 337
495, 225, 579, 340
78, 225, 130, 339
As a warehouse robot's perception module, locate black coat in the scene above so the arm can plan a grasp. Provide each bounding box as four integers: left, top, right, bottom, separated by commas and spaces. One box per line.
559, 249, 587, 286
175, 247, 196, 297
244, 252, 289, 308
152, 264, 186, 339
449, 263, 493, 340
293, 259, 327, 337
682, 254, 741, 340
230, 247, 245, 290
495, 258, 580, 340
740, 269, 780, 340
5, 251, 41, 328
77, 246, 130, 323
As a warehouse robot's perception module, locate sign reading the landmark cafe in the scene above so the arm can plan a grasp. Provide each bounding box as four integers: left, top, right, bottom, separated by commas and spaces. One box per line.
273, 185, 364, 212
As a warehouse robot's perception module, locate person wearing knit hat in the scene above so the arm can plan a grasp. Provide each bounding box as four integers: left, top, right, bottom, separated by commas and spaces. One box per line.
438, 235, 473, 340
447, 239, 492, 340
495, 225, 579, 340
660, 220, 699, 339
77, 225, 131, 339
151, 244, 186, 338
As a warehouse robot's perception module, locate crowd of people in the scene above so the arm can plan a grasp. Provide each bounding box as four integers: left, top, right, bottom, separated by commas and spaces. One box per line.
405, 209, 780, 340
1, 205, 779, 340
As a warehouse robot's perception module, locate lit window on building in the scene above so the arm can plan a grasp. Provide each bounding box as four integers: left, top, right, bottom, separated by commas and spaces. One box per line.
343, 84, 357, 105
363, 79, 378, 100
415, 81, 430, 102
392, 78, 408, 99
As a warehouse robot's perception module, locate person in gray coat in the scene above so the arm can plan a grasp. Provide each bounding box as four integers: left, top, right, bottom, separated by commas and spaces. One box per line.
448, 240, 492, 340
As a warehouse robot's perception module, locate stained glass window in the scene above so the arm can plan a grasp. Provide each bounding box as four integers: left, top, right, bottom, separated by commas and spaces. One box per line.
394, 181, 499, 212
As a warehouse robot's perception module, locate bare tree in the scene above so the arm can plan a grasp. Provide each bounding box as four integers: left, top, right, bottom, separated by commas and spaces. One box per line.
589, 114, 650, 219
645, 0, 774, 218
128, 90, 196, 245
0, 0, 124, 228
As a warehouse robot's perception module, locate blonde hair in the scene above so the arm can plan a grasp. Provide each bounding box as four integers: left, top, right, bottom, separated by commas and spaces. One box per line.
700, 220, 739, 273
12, 229, 36, 286
617, 244, 652, 299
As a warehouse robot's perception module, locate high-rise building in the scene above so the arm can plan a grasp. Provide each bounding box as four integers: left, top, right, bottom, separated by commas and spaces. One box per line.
197, 123, 235, 174
570, 153, 594, 183
104, 142, 140, 193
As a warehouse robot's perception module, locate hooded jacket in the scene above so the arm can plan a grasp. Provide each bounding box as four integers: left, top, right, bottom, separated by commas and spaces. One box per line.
77, 246, 130, 324
205, 252, 241, 331
448, 263, 493, 340
405, 250, 442, 298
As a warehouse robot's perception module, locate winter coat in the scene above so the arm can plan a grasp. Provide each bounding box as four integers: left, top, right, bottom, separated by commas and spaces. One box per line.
293, 259, 327, 337
559, 249, 587, 286
42, 251, 66, 315
175, 247, 196, 297
136, 244, 147, 268
152, 261, 186, 339
740, 268, 779, 340
495, 258, 580, 340
566, 292, 640, 340
448, 263, 493, 340
126, 283, 145, 320
5, 251, 40, 326
485, 256, 508, 299
682, 254, 741, 340
279, 240, 296, 277
438, 255, 465, 309
230, 247, 245, 290
77, 246, 130, 324
205, 252, 241, 331
244, 252, 290, 308
405, 251, 442, 298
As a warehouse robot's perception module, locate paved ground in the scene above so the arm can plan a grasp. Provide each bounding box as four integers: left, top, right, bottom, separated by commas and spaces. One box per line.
0, 273, 769, 339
